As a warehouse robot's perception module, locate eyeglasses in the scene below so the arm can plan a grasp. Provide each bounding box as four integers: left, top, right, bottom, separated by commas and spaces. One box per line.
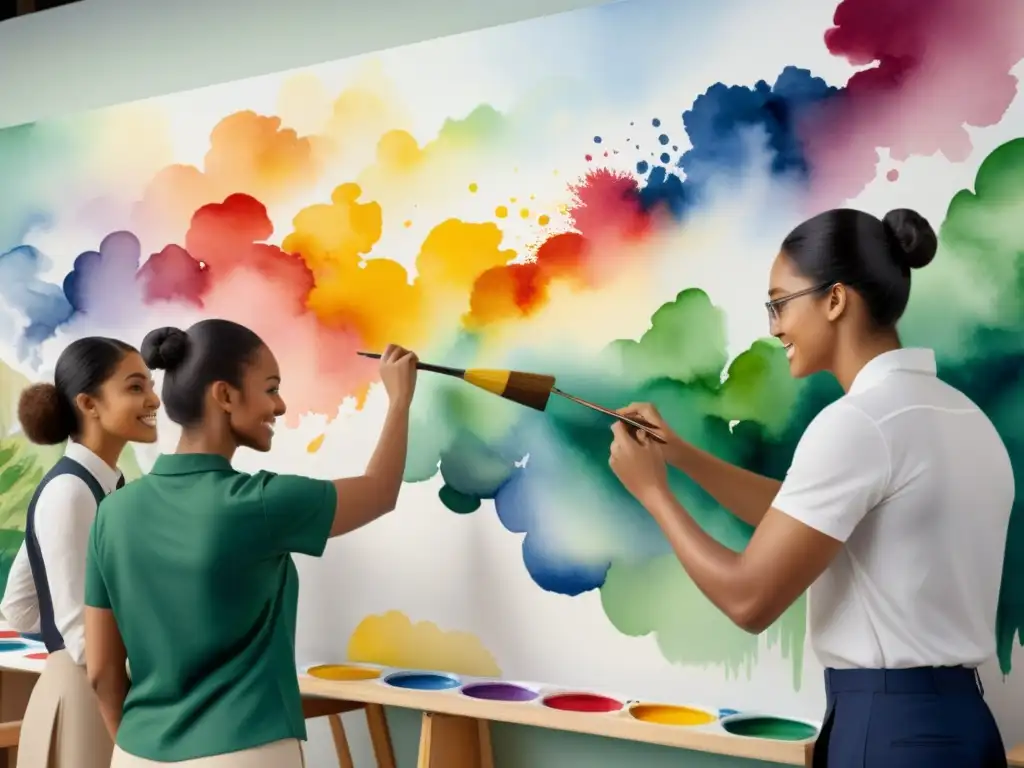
765, 282, 834, 322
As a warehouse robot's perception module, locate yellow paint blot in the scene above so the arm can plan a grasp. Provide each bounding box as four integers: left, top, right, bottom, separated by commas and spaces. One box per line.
307, 664, 381, 682
538, 215, 551, 226
307, 434, 326, 453
403, 220, 412, 228
348, 610, 501, 677
558, 204, 569, 215
468, 182, 478, 193
629, 704, 717, 726
495, 205, 509, 219
519, 208, 530, 219
510, 197, 517, 203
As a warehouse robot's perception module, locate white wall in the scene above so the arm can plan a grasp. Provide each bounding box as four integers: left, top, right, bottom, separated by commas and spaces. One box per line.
0, 0, 611, 129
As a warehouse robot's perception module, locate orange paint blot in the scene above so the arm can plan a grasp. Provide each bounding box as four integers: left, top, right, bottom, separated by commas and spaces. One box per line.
307, 434, 326, 453
403, 220, 413, 228
538, 215, 551, 226
495, 206, 509, 219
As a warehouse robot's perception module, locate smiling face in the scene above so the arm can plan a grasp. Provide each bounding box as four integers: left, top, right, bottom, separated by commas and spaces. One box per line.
767, 252, 845, 379
224, 344, 287, 453
80, 351, 161, 444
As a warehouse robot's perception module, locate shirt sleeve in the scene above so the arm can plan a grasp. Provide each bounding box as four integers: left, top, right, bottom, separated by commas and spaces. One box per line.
84, 517, 111, 610
771, 401, 891, 542
0, 543, 41, 633
35, 476, 97, 664
258, 473, 337, 558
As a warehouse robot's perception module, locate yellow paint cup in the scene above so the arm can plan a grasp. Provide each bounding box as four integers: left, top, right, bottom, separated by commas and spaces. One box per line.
628, 703, 717, 726
307, 664, 381, 682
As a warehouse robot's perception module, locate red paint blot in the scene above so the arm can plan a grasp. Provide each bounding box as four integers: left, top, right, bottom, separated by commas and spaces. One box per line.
543, 693, 623, 713
805, 0, 1024, 204
139, 244, 208, 305
0, 631, 18, 639
26, 652, 48, 660
584, 154, 593, 162
886, 169, 899, 182
185, 194, 314, 313
569, 169, 651, 242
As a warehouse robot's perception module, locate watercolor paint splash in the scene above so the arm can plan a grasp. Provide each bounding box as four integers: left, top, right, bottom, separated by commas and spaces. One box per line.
0, 0, 1021, 681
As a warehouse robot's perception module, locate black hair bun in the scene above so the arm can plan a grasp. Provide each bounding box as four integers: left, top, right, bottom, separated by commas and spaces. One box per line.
141, 327, 190, 372
18, 383, 74, 445
882, 209, 937, 270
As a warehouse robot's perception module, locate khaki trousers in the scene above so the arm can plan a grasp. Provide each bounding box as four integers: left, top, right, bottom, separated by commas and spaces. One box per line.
16, 649, 113, 768
110, 739, 304, 767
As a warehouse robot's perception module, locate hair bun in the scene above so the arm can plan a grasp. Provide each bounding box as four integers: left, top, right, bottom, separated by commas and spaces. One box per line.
141, 327, 190, 372
882, 208, 937, 270
18, 383, 74, 445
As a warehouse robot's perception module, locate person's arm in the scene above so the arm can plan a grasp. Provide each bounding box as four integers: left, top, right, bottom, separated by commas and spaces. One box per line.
0, 544, 41, 633
83, 522, 128, 740
619, 401, 889, 633
618, 403, 780, 527
34, 477, 96, 664
662, 440, 781, 528
327, 401, 411, 536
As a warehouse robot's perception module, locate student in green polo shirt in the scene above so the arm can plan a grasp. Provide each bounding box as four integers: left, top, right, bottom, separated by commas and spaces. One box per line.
83, 319, 418, 768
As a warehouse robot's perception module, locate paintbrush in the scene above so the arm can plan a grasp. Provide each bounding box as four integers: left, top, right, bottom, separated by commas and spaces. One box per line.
356, 351, 666, 443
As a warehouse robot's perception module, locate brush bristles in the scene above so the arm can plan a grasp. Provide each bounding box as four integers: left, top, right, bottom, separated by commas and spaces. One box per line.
503, 372, 555, 411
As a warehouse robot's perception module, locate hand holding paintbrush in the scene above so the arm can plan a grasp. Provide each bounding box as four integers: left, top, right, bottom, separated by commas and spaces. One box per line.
356, 351, 665, 443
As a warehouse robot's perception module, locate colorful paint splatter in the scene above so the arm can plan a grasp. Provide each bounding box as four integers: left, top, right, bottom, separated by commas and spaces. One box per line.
0, 0, 1022, 685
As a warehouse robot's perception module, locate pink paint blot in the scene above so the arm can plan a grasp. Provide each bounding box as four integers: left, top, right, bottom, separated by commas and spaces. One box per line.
886, 169, 900, 182
805, 0, 1024, 204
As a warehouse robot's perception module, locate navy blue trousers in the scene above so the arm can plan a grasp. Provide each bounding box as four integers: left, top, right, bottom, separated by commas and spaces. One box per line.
813, 666, 1007, 767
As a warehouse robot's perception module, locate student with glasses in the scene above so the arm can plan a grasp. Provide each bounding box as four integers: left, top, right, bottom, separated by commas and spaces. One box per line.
606, 208, 1013, 767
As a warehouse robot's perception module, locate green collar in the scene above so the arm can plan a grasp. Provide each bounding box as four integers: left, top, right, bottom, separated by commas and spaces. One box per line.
150, 453, 235, 476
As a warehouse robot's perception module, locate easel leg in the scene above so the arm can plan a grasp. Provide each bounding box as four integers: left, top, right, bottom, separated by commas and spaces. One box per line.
416, 713, 494, 768
365, 704, 396, 768
327, 714, 355, 768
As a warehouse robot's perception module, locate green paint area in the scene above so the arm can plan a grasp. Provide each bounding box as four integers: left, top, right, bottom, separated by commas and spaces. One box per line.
399, 139, 1024, 684
722, 717, 818, 741
900, 138, 1024, 674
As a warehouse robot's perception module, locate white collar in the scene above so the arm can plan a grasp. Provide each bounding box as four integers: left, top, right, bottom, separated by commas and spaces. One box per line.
848, 348, 937, 395
64, 442, 122, 495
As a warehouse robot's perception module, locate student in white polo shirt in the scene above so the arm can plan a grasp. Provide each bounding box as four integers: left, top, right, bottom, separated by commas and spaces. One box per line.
607, 208, 1014, 768
1, 337, 160, 768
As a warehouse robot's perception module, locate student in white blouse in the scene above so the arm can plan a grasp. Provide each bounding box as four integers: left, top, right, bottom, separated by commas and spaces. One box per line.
0, 337, 160, 768
608, 208, 1013, 768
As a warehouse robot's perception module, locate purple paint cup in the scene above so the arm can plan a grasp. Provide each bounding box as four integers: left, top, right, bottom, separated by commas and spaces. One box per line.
460, 682, 539, 703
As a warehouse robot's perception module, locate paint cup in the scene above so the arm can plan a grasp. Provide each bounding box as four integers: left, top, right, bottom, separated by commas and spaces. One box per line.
541, 692, 623, 713
628, 702, 717, 726
307, 664, 381, 682
720, 713, 819, 741
461, 682, 538, 703
383, 671, 461, 691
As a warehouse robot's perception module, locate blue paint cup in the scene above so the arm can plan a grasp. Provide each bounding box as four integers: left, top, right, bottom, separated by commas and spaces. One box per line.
384, 671, 461, 691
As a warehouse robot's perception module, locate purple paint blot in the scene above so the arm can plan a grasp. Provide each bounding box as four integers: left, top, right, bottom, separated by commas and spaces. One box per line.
461, 682, 538, 702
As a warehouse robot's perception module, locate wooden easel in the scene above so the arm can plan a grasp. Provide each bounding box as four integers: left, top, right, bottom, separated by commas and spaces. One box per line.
417, 712, 494, 768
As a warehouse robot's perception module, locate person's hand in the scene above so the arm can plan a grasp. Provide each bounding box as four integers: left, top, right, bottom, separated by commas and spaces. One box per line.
609, 421, 670, 506
616, 402, 682, 449
379, 344, 418, 408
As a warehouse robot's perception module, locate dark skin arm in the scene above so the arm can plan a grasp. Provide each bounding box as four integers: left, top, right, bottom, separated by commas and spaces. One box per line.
618, 403, 781, 527
85, 606, 129, 740
609, 422, 841, 633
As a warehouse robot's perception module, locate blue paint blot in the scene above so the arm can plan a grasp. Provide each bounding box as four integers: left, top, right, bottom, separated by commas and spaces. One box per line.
658, 134, 670, 145
21, 633, 43, 643
719, 708, 740, 717
672, 145, 678, 151
660, 153, 671, 164
593, 136, 603, 144
0, 641, 28, 652
652, 118, 661, 127
386, 672, 461, 691
636, 161, 649, 174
